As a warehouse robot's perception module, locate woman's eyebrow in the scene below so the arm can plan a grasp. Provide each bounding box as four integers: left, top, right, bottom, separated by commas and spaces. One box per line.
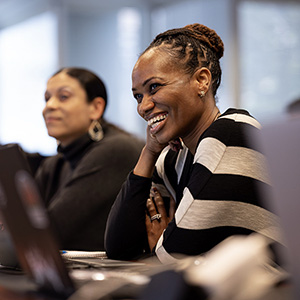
132, 77, 163, 91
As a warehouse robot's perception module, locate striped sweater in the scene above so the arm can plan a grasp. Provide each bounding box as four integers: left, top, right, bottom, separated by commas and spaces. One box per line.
105, 108, 283, 263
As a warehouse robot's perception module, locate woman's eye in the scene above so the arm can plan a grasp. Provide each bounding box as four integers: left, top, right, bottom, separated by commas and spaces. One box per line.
150, 83, 159, 93
59, 94, 69, 101
44, 92, 50, 102
149, 83, 161, 93
134, 94, 143, 104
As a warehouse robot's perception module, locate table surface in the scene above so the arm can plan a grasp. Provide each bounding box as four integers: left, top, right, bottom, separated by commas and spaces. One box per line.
0, 263, 296, 300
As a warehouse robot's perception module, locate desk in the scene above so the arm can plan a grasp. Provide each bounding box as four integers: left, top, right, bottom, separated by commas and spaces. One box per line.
0, 268, 54, 300
0, 260, 152, 300
0, 262, 295, 300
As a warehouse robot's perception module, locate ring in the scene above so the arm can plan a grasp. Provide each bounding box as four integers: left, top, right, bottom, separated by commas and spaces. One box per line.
150, 214, 162, 222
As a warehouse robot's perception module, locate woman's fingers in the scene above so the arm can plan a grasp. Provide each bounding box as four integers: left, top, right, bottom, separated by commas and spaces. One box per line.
145, 189, 175, 250
146, 197, 163, 224
146, 188, 167, 224
145, 126, 168, 155
146, 198, 157, 216
153, 189, 168, 219
146, 188, 175, 227
169, 138, 183, 152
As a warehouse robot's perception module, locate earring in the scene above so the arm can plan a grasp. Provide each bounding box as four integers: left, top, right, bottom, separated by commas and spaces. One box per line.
199, 91, 205, 98
88, 120, 104, 142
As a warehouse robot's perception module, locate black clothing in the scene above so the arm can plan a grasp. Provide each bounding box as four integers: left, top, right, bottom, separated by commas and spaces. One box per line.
35, 122, 144, 250
105, 109, 283, 262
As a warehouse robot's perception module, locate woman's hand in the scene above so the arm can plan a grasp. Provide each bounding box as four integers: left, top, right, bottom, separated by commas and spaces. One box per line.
133, 127, 168, 178
145, 188, 176, 251
145, 126, 168, 157
134, 127, 182, 179
168, 138, 183, 152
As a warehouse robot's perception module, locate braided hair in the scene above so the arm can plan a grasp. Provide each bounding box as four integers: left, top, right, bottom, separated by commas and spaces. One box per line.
143, 24, 224, 97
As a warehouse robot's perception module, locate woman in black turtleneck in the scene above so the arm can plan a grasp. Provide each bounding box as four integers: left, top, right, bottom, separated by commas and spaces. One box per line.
35, 67, 144, 251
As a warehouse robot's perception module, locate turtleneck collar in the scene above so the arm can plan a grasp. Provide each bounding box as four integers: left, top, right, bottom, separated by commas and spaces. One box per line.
57, 133, 94, 170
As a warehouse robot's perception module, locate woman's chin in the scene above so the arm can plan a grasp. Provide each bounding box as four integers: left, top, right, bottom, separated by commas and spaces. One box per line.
155, 133, 173, 146
47, 132, 60, 140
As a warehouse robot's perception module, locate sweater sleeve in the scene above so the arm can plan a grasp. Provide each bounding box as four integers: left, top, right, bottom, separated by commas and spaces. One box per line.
35, 133, 144, 251
104, 172, 152, 260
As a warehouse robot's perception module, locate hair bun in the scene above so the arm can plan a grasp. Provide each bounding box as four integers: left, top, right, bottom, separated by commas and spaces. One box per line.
184, 23, 224, 59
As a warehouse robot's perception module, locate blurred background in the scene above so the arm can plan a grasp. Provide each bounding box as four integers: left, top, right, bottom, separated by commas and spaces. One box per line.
0, 0, 299, 155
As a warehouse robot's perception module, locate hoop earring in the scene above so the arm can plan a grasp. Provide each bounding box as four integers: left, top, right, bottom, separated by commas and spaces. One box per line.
199, 91, 205, 98
88, 120, 104, 142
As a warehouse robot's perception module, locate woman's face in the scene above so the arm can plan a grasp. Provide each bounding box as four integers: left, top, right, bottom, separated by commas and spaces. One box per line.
132, 48, 204, 145
43, 72, 95, 146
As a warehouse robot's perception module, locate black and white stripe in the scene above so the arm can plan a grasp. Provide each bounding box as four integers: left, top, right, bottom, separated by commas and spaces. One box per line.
153, 109, 283, 263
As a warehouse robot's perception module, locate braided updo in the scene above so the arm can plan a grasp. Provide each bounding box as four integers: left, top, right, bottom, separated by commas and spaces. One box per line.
143, 23, 224, 97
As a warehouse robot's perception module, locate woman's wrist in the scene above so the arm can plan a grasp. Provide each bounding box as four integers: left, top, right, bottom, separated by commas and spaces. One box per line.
133, 146, 160, 178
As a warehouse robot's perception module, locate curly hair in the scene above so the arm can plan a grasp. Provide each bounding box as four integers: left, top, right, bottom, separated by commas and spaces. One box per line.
143, 24, 224, 97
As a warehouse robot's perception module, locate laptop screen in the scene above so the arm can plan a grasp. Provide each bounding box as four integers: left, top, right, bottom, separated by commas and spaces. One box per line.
0, 144, 75, 297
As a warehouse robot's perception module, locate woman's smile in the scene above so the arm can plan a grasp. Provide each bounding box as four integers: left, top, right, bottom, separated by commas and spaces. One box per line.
43, 72, 96, 146
147, 113, 168, 134
132, 48, 203, 146
44, 115, 61, 124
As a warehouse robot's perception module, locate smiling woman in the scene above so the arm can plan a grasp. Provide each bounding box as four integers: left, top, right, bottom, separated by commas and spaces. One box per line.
35, 67, 144, 251
43, 70, 105, 146
105, 24, 284, 264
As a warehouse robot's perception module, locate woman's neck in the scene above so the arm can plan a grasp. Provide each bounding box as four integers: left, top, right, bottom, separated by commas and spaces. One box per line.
183, 106, 220, 155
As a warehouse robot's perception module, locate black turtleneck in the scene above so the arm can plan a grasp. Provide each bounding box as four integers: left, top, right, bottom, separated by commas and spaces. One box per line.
58, 133, 93, 170
54, 134, 94, 195
35, 122, 144, 250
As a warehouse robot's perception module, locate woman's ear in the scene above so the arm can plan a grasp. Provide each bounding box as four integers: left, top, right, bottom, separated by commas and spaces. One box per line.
194, 67, 212, 97
89, 97, 106, 120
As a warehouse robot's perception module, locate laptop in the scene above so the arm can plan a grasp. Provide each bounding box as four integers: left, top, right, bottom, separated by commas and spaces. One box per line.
0, 212, 19, 269
0, 144, 150, 299
249, 115, 300, 299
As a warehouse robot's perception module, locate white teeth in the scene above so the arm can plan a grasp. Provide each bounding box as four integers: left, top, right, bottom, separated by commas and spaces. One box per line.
151, 122, 160, 130
147, 114, 168, 127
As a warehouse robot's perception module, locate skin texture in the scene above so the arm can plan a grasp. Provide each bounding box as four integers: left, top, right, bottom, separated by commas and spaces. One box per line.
145, 188, 176, 250
131, 47, 220, 250
43, 72, 105, 147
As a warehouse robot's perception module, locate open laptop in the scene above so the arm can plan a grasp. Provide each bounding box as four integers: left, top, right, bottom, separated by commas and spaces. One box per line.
249, 115, 300, 299
0, 144, 150, 299
0, 212, 19, 268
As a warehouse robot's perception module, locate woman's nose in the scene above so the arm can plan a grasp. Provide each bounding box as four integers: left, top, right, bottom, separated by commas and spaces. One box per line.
45, 96, 58, 109
138, 95, 155, 117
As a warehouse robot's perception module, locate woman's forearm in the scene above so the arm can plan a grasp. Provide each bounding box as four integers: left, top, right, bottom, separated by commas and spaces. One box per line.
104, 172, 152, 260
133, 146, 160, 178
